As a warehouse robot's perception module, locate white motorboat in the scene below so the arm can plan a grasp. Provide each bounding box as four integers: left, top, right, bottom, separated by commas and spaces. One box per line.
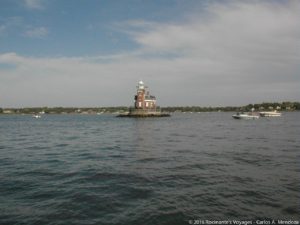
232, 112, 259, 119
32, 114, 41, 118
259, 111, 281, 117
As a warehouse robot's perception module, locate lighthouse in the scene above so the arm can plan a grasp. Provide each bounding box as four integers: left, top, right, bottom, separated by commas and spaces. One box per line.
134, 81, 156, 111
117, 80, 170, 117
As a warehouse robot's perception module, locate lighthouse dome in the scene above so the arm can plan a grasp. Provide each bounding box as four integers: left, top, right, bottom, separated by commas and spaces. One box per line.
137, 80, 145, 90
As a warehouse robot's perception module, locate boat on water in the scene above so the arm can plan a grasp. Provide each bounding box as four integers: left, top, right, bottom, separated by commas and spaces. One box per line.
259, 110, 281, 117
232, 112, 259, 119
32, 114, 41, 118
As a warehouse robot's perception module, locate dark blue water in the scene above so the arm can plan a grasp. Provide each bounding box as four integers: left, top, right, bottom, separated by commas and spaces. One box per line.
0, 112, 299, 225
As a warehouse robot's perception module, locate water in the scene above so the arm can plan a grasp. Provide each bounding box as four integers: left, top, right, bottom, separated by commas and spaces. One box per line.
0, 112, 299, 225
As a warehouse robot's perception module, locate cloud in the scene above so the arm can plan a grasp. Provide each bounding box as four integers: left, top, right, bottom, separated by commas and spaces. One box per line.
0, 17, 23, 36
0, 17, 49, 39
129, 1, 299, 61
23, 27, 49, 38
23, 0, 44, 9
0, 1, 299, 107
119, 1, 300, 102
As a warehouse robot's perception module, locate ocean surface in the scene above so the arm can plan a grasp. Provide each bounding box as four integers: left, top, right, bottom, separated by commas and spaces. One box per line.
0, 112, 299, 225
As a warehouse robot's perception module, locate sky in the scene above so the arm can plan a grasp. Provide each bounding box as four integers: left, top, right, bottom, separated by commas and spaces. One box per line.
0, 0, 299, 107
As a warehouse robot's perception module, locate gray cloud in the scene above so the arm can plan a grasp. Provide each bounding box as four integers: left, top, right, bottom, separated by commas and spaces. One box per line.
23, 0, 44, 10
23, 27, 49, 38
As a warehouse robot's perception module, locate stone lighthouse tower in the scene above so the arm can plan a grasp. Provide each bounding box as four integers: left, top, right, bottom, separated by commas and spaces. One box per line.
134, 80, 156, 111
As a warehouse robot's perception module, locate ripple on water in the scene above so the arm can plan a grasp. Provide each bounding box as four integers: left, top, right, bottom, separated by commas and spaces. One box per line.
0, 113, 299, 224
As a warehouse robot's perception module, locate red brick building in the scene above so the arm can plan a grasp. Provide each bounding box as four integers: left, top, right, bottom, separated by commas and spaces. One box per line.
134, 81, 156, 111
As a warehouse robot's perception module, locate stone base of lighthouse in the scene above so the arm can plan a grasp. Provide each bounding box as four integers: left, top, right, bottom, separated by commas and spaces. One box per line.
117, 108, 170, 117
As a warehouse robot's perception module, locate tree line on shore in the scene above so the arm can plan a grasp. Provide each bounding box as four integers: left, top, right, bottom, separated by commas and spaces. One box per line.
0, 102, 299, 114
163, 101, 300, 113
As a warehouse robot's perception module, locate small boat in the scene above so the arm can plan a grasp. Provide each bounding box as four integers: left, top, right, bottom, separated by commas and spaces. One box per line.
232, 112, 259, 119
259, 110, 281, 117
32, 114, 41, 118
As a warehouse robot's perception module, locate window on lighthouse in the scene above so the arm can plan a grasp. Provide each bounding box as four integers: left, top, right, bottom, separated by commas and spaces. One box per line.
138, 102, 142, 108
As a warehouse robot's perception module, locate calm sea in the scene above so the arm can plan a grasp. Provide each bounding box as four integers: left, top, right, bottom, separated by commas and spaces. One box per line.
0, 112, 299, 225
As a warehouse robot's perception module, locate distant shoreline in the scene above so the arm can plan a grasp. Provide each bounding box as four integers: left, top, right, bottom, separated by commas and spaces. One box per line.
1, 102, 299, 115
